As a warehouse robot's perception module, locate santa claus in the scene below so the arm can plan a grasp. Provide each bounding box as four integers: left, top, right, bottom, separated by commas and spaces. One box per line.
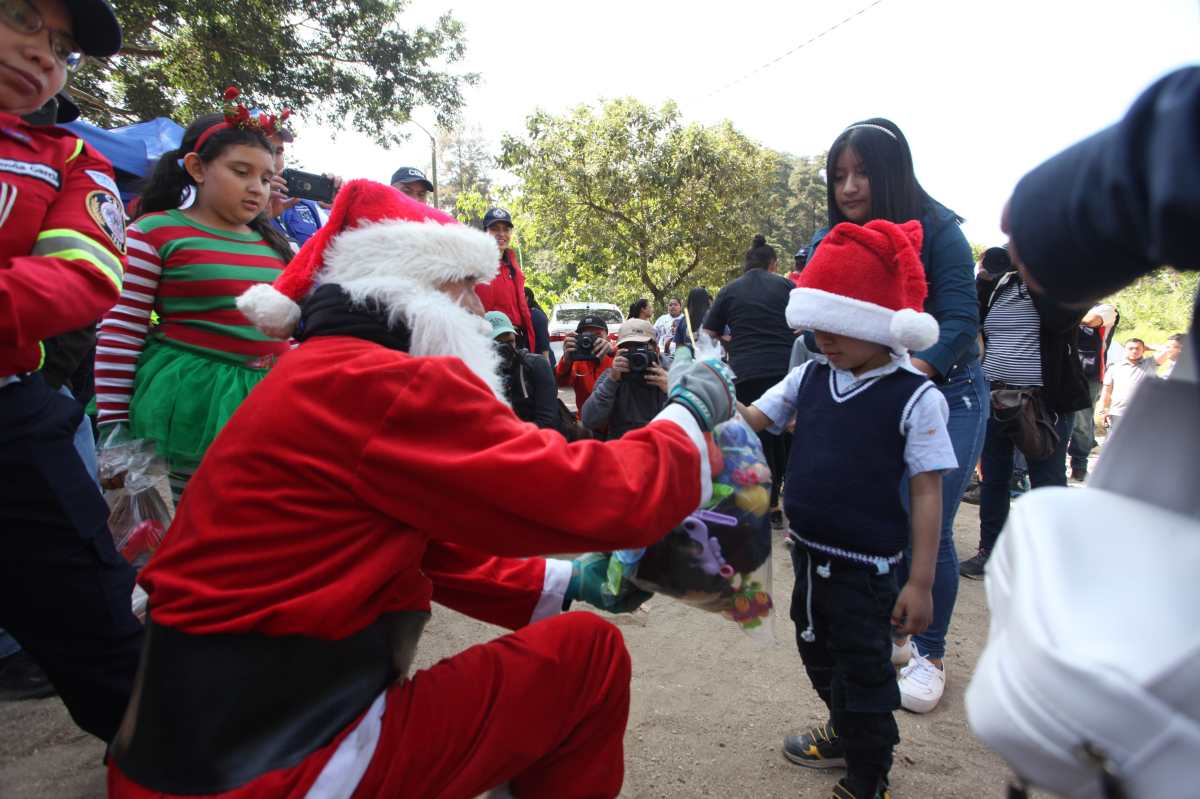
107, 180, 735, 799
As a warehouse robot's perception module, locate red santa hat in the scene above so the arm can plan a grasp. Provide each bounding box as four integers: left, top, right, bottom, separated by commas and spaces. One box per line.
237, 179, 499, 338
785, 219, 939, 352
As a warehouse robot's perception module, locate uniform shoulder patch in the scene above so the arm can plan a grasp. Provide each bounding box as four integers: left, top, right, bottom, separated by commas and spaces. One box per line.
85, 190, 127, 254
85, 168, 121, 197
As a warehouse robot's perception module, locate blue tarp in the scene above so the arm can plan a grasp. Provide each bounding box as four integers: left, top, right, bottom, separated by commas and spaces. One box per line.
63, 117, 184, 178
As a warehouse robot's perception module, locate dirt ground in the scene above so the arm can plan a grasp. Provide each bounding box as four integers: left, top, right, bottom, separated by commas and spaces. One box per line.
0, 498, 1034, 799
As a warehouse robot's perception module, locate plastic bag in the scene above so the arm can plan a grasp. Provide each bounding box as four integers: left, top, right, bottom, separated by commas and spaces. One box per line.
105, 438, 172, 572
604, 336, 775, 639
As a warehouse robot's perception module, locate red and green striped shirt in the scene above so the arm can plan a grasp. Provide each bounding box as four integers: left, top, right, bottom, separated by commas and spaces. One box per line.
96, 210, 288, 424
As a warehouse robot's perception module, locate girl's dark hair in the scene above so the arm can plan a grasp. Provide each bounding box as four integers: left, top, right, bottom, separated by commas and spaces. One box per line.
743, 233, 777, 272
139, 113, 293, 263
628, 298, 650, 319
685, 286, 712, 333
825, 118, 959, 227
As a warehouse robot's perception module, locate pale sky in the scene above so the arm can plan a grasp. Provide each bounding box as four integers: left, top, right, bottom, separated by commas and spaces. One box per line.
291, 0, 1199, 248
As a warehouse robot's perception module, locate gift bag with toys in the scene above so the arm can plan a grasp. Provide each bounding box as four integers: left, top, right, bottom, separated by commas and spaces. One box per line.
605, 412, 776, 641
104, 438, 172, 574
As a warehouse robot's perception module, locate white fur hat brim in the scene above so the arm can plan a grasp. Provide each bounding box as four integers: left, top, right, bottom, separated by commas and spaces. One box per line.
786, 287, 939, 352
318, 219, 499, 288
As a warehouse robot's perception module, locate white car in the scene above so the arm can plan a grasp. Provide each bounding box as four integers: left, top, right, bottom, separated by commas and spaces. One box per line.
547, 302, 624, 361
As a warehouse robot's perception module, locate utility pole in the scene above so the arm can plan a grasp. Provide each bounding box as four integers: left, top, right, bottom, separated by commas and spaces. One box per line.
407, 119, 438, 209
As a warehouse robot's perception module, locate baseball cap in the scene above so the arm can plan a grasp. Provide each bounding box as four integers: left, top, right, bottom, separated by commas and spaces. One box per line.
482, 207, 513, 230
485, 311, 518, 340
390, 167, 433, 192
616, 318, 655, 345
66, 0, 123, 57
576, 315, 609, 333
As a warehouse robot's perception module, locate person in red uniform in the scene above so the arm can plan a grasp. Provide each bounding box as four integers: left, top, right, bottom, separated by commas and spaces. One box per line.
0, 0, 144, 742
556, 313, 616, 418
474, 205, 536, 349
108, 180, 735, 799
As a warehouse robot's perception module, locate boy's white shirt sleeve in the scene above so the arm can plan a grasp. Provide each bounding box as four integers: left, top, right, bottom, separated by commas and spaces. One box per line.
750, 362, 812, 435
902, 384, 958, 476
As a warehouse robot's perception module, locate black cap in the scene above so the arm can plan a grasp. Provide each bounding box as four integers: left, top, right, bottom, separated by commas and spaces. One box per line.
576, 315, 609, 333
482, 207, 513, 230
390, 166, 433, 191
65, 0, 122, 57
980, 246, 1012, 276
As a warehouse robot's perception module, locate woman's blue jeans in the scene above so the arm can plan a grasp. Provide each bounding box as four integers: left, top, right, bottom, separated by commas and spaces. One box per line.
896, 359, 988, 660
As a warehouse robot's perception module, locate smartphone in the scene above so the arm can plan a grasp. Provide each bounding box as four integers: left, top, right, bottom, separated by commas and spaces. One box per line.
281, 169, 335, 204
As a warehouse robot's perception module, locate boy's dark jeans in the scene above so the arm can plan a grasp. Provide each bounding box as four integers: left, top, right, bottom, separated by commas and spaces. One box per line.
790, 544, 900, 792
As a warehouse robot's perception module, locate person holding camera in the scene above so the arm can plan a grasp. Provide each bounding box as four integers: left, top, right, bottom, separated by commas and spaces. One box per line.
487, 311, 559, 432
581, 319, 674, 440
390, 166, 434, 205
555, 314, 616, 414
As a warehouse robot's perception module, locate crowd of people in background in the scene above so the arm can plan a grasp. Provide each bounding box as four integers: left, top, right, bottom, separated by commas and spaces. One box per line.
3, 2, 1196, 795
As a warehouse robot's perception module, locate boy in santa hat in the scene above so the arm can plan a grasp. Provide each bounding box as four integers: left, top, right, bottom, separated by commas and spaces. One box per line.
106, 180, 736, 799
740, 220, 957, 799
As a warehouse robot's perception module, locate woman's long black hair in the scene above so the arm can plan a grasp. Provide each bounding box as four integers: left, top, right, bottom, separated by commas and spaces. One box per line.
139, 113, 293, 264
628, 298, 650, 320
743, 233, 777, 272
825, 117, 960, 227
685, 286, 711, 333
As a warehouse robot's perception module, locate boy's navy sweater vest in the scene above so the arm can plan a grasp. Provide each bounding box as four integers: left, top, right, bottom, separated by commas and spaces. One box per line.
784, 363, 935, 557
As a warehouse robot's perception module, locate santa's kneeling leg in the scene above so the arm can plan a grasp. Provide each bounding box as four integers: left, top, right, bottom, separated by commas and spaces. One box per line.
352, 611, 630, 799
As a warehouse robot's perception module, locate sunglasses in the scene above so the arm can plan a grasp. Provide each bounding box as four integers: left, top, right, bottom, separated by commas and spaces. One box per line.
1, 0, 84, 70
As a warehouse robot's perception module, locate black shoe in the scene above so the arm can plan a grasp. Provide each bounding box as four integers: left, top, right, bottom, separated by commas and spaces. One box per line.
961, 481, 981, 505
959, 549, 989, 580
0, 650, 57, 701
1070, 466, 1087, 482
831, 777, 891, 799
783, 720, 845, 768
770, 509, 785, 529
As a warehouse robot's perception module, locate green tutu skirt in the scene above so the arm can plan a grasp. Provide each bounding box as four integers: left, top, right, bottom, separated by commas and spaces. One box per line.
129, 338, 271, 463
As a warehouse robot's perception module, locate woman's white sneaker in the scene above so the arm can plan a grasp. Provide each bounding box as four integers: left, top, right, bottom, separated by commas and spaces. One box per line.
898, 648, 944, 713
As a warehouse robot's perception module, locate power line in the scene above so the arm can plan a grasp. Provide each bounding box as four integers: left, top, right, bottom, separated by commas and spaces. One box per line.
700, 0, 888, 99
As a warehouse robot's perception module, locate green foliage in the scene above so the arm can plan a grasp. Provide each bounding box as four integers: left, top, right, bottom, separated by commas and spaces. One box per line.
499, 98, 779, 310
72, 0, 475, 145
438, 125, 494, 213
759, 152, 827, 261
1105, 268, 1196, 343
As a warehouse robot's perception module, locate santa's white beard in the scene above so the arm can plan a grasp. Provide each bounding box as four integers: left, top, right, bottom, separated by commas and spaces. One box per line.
333, 277, 506, 401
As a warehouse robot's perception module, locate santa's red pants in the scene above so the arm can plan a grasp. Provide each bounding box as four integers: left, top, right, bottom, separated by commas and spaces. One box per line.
355, 610, 631, 798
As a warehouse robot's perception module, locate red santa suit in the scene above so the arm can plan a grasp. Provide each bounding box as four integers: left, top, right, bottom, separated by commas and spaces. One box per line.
107, 182, 714, 799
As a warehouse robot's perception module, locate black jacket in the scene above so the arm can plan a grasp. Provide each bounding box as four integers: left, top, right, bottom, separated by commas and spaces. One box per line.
980, 272, 1090, 414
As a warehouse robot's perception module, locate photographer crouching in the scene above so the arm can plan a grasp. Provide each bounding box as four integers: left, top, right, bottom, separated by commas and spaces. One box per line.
581, 319, 673, 439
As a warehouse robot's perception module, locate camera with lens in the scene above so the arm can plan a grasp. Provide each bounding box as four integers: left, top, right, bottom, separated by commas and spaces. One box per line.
575, 331, 600, 362
623, 344, 658, 380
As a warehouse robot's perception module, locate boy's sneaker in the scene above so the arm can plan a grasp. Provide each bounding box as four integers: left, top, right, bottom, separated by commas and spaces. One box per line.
960, 480, 981, 505
1010, 471, 1031, 497
899, 647, 945, 713
782, 721, 845, 768
1070, 466, 1088, 482
831, 777, 891, 799
891, 637, 913, 667
959, 548, 988, 580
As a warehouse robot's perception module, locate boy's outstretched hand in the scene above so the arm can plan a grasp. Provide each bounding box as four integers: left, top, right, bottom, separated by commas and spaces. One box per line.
891, 583, 933, 636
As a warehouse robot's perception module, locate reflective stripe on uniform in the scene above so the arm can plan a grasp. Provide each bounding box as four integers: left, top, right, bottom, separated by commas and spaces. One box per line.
36, 341, 45, 370
33, 228, 123, 291
67, 138, 85, 162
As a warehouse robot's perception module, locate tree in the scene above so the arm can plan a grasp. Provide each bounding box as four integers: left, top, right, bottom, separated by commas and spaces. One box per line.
759, 152, 826, 263
499, 99, 778, 309
437, 125, 494, 213
71, 0, 475, 144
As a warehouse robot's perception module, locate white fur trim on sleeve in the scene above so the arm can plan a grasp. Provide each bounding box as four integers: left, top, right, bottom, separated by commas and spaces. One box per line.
304, 690, 386, 799
237, 283, 301, 339
652, 403, 712, 506
532, 558, 574, 623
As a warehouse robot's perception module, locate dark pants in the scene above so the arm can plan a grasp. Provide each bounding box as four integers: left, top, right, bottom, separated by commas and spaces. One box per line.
0, 374, 143, 742
736, 375, 790, 509
978, 407, 1073, 553
1068, 379, 1103, 472
791, 545, 899, 791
